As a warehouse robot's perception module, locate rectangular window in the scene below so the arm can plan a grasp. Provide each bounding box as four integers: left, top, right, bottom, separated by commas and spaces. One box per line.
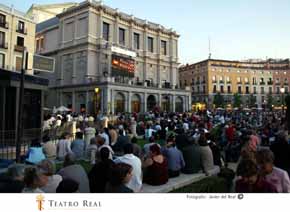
0, 31, 4, 45
246, 86, 249, 94
148, 37, 154, 53
0, 14, 6, 27
161, 40, 167, 55
220, 85, 224, 93
269, 87, 272, 94
0, 53, 4, 68
36, 39, 40, 51
276, 87, 280, 94
15, 57, 22, 71
17, 36, 24, 46
119, 28, 125, 45
40, 38, 44, 49
254, 87, 257, 94
134, 33, 140, 50
17, 21, 25, 33
103, 22, 110, 41
261, 87, 264, 94
227, 86, 231, 93
213, 85, 217, 93
238, 86, 242, 94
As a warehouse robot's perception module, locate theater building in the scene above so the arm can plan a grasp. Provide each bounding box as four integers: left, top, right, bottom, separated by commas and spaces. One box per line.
35, 0, 191, 114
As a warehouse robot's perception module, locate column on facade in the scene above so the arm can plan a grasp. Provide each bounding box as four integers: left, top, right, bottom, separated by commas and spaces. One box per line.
172, 95, 176, 112
72, 53, 77, 84
183, 96, 187, 112
143, 92, 147, 113
114, 16, 119, 44
143, 27, 148, 84
111, 89, 115, 114
72, 91, 76, 113
158, 93, 162, 108
86, 90, 89, 113
128, 91, 132, 113
129, 21, 134, 49
102, 87, 111, 115
97, 10, 103, 39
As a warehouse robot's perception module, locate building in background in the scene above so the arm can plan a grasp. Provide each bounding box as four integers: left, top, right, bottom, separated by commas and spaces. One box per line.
35, 0, 191, 114
0, 3, 48, 132
179, 59, 290, 110
26, 2, 78, 24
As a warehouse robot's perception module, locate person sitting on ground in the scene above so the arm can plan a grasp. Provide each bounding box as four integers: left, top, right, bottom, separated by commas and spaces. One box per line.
37, 159, 62, 193
131, 137, 142, 159
22, 167, 47, 193
42, 135, 56, 160
143, 136, 160, 157
57, 132, 73, 160
114, 143, 142, 192
162, 136, 185, 178
25, 139, 46, 165
145, 124, 156, 140
143, 144, 168, 186
96, 136, 114, 161
235, 159, 277, 193
112, 129, 130, 156
180, 136, 202, 174
56, 178, 79, 193
0, 164, 25, 193
106, 163, 134, 193
88, 147, 114, 193
57, 153, 90, 193
71, 131, 86, 159
198, 132, 215, 176
256, 149, 290, 193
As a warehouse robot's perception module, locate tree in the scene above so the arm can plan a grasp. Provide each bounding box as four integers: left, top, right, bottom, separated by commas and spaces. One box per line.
213, 92, 225, 108
233, 93, 242, 108
248, 94, 256, 108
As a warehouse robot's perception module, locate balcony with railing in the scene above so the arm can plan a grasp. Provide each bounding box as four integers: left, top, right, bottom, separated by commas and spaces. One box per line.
0, 42, 8, 49
284, 82, 289, 86
0, 21, 8, 29
260, 82, 265, 85
226, 80, 231, 84
14, 45, 25, 52
219, 80, 224, 84
16, 27, 27, 35
267, 81, 273, 85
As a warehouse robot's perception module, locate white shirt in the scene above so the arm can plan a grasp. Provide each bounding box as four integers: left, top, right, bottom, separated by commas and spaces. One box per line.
57, 139, 72, 159
114, 154, 142, 192
41, 175, 63, 193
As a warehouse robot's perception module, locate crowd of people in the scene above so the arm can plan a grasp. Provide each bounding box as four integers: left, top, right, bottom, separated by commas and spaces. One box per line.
0, 108, 290, 193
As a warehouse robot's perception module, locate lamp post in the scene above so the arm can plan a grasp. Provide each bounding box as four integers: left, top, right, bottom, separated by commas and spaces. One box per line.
280, 87, 285, 118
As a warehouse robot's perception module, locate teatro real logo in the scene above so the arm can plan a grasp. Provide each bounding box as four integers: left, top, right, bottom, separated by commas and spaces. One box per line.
36, 195, 45, 211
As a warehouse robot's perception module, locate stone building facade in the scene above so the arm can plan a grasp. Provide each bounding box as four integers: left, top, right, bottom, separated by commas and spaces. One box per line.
35, 0, 191, 114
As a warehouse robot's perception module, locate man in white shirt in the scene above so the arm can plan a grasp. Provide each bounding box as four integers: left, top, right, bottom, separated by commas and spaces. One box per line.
114, 143, 142, 192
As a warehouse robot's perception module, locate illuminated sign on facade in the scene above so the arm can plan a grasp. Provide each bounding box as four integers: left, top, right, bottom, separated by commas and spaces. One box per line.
111, 55, 135, 78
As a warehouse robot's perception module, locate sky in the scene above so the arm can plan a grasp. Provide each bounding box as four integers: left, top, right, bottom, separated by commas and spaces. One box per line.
2, 0, 290, 64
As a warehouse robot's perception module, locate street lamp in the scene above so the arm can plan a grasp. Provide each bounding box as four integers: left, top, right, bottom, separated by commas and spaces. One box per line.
280, 87, 285, 117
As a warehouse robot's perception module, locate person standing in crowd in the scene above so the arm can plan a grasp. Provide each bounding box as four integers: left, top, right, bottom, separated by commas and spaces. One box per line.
162, 137, 185, 178
143, 144, 168, 186
57, 132, 73, 160
106, 163, 134, 193
84, 118, 96, 149
236, 159, 277, 193
256, 149, 290, 193
57, 153, 90, 193
38, 159, 62, 193
86, 137, 99, 165
71, 131, 86, 159
88, 147, 114, 193
112, 129, 130, 155
100, 128, 110, 146
114, 143, 142, 192
198, 132, 215, 176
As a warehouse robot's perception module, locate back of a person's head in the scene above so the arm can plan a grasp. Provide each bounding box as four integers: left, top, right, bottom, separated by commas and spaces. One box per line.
75, 132, 83, 140
63, 153, 76, 167
236, 159, 258, 177
109, 163, 132, 186
31, 139, 41, 147
56, 178, 79, 193
23, 167, 41, 188
37, 159, 55, 176
131, 137, 137, 144
7, 164, 25, 181
96, 135, 105, 145
119, 129, 124, 136
256, 149, 274, 165
123, 143, 134, 154
100, 147, 110, 161
150, 144, 161, 155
